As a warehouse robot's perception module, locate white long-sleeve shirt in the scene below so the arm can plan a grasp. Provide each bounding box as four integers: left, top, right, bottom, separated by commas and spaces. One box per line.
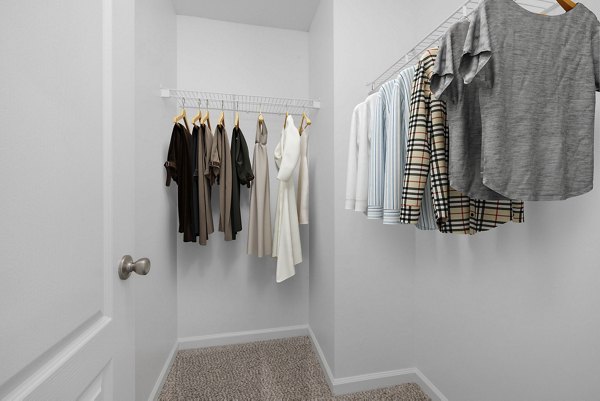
346, 93, 380, 212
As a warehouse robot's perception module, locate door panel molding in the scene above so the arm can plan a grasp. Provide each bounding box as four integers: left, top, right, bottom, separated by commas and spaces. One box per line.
78, 379, 102, 401
26, 335, 112, 401
77, 365, 108, 401
0, 315, 110, 400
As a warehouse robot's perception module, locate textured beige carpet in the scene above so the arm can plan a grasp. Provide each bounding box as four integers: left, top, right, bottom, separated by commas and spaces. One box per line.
158, 336, 431, 401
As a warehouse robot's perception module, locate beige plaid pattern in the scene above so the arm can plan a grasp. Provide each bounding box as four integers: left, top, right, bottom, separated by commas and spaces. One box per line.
400, 48, 524, 235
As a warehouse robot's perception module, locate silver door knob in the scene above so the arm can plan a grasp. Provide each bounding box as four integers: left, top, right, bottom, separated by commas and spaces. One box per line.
118, 255, 151, 280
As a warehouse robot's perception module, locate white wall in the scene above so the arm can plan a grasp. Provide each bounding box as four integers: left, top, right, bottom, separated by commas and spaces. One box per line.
176, 16, 310, 339
411, 4, 600, 399
414, 197, 600, 401
306, 0, 460, 380
330, 1, 600, 400
330, 0, 461, 378
134, 0, 178, 400
308, 0, 336, 374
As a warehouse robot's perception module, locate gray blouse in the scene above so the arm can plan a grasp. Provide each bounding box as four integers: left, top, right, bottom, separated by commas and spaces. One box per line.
451, 0, 600, 200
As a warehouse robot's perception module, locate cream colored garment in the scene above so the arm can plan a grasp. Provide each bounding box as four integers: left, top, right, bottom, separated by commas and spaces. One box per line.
297, 128, 309, 224
247, 120, 272, 257
272, 115, 302, 283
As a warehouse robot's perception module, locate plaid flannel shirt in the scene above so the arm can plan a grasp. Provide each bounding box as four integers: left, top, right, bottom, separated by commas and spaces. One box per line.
400, 48, 524, 235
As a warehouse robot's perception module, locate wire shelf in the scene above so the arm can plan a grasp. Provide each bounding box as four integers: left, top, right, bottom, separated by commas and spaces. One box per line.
161, 89, 321, 116
367, 0, 561, 93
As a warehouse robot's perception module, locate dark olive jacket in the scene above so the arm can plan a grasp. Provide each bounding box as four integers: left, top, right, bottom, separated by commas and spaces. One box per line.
165, 123, 195, 242
230, 126, 254, 240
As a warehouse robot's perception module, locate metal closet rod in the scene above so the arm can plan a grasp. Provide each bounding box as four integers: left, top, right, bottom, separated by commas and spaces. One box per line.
160, 88, 321, 116
367, 0, 560, 93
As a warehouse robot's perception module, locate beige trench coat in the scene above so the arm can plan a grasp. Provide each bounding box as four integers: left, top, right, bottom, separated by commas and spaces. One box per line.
247, 120, 272, 256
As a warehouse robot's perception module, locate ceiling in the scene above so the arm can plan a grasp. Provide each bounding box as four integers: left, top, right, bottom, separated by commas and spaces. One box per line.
172, 0, 321, 32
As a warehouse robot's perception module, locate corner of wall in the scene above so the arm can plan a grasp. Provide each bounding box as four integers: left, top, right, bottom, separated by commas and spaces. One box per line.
307, 0, 336, 379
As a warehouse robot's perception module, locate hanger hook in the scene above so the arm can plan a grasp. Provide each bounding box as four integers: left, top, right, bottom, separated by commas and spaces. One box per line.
182, 98, 186, 108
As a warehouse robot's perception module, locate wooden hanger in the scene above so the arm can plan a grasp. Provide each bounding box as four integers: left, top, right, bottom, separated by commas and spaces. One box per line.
556, 0, 576, 11
299, 112, 312, 136
218, 100, 225, 126
201, 100, 210, 125
191, 99, 202, 126
258, 104, 264, 127
173, 98, 186, 124
234, 101, 240, 128
233, 103, 239, 128
283, 109, 289, 129
299, 113, 305, 135
173, 99, 190, 131
173, 108, 186, 124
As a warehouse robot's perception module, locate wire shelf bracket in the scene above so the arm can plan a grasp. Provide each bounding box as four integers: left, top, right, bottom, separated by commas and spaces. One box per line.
367, 0, 561, 93
160, 88, 321, 116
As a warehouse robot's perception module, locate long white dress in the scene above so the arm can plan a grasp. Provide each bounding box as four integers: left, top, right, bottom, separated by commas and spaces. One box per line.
272, 115, 302, 283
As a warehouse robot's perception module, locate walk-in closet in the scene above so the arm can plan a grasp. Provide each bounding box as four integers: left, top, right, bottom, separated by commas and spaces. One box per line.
2, 0, 600, 400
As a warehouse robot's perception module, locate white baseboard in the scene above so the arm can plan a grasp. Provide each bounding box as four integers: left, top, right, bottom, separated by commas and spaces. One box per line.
333, 368, 421, 396
150, 325, 448, 401
414, 368, 449, 401
307, 326, 335, 390
177, 325, 310, 350
308, 327, 448, 400
148, 341, 178, 401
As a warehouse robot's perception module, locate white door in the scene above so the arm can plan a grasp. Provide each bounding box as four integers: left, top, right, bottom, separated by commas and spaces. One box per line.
0, 0, 138, 400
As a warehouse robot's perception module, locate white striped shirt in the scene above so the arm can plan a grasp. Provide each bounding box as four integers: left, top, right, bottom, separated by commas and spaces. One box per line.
369, 67, 437, 230
367, 83, 385, 219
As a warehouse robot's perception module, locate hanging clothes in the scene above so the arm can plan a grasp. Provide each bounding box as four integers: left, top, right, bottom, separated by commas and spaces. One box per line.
367, 69, 437, 230
192, 123, 214, 245
455, 0, 600, 200
346, 101, 367, 211
191, 126, 200, 238
209, 123, 234, 241
346, 93, 379, 213
247, 120, 272, 257
430, 19, 508, 201
400, 48, 524, 235
366, 80, 390, 220
230, 126, 254, 240
164, 123, 196, 242
297, 127, 309, 225
272, 115, 302, 283
383, 67, 415, 225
